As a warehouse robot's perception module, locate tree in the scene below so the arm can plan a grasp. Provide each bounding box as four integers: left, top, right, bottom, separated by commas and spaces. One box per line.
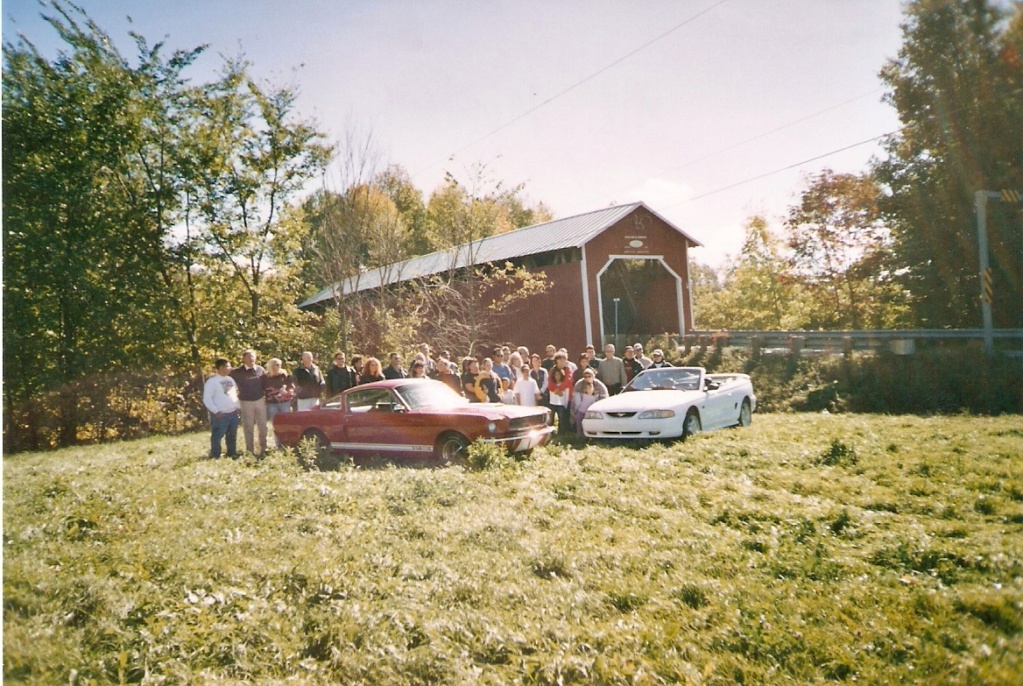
876, 0, 1023, 327
375, 164, 430, 256
303, 131, 417, 353
785, 170, 909, 329
695, 216, 805, 331
2, 2, 329, 450
188, 60, 332, 330
424, 165, 552, 253
3, 3, 189, 447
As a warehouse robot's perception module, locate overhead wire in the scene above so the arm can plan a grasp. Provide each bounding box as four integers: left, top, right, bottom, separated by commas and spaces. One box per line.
653, 128, 899, 212
656, 87, 885, 176
412, 0, 731, 178
655, 91, 1003, 211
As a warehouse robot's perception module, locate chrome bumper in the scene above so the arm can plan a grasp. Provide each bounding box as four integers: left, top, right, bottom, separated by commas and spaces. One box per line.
481, 425, 556, 452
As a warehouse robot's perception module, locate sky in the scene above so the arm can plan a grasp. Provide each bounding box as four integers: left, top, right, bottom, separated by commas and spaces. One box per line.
3, 0, 907, 268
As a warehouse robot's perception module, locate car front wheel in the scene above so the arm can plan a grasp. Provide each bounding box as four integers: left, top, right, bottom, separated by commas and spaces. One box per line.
682, 410, 702, 440
435, 432, 469, 464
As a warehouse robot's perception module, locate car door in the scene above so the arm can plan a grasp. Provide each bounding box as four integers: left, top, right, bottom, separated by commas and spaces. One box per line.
703, 377, 741, 429
701, 375, 731, 429
342, 387, 433, 456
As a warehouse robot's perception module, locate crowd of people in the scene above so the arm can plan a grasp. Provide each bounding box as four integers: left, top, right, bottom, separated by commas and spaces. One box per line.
202, 341, 673, 459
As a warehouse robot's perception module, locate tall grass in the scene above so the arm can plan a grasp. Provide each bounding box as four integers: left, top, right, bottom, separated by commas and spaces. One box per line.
5, 414, 1022, 684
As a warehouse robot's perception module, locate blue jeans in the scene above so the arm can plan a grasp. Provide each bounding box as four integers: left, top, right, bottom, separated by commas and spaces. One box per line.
266, 401, 291, 448
210, 411, 239, 458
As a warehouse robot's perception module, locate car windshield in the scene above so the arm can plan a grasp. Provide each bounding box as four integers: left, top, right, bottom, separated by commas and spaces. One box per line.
624, 368, 702, 392
393, 380, 469, 411
346, 387, 396, 413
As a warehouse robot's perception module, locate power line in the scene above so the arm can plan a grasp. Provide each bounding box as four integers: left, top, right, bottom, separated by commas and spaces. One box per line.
660, 87, 885, 176
654, 129, 898, 211
414, 0, 730, 178
653, 88, 1009, 211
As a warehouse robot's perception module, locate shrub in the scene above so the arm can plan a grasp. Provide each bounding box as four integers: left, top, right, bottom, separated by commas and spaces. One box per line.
465, 439, 511, 471
816, 439, 857, 467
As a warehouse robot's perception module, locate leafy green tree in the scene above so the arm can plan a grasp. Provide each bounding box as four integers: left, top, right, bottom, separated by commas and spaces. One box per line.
424, 165, 552, 252
187, 60, 332, 329
3, 2, 329, 450
375, 164, 431, 256
692, 216, 808, 331
786, 170, 910, 329
3, 3, 188, 447
689, 262, 727, 330
876, 0, 1023, 327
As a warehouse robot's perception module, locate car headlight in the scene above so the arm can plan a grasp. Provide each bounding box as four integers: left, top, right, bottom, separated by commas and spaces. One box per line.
638, 410, 675, 419
487, 421, 498, 434
584, 411, 603, 420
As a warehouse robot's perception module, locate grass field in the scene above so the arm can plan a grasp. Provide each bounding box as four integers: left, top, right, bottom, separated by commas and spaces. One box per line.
4, 413, 1022, 685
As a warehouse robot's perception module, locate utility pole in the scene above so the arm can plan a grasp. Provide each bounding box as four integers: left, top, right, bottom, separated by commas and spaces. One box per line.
975, 190, 996, 356
975, 189, 1022, 356
613, 297, 621, 350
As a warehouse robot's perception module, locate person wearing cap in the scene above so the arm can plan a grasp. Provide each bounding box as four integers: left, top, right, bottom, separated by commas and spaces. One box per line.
596, 343, 627, 395
648, 349, 674, 368
633, 343, 653, 369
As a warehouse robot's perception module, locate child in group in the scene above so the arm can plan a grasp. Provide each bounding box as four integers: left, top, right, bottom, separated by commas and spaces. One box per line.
513, 365, 541, 406
499, 376, 516, 404
572, 368, 609, 435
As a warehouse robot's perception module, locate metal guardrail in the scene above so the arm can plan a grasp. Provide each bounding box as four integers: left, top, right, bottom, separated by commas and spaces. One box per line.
679, 329, 1023, 357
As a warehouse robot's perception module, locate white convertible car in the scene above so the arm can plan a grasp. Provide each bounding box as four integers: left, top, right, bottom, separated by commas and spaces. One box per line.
581, 367, 755, 440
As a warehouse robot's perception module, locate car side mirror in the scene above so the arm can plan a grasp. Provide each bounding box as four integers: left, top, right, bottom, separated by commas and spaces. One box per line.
705, 380, 720, 391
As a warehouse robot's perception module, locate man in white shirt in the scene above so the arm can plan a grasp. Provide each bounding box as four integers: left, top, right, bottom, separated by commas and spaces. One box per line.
203, 357, 241, 458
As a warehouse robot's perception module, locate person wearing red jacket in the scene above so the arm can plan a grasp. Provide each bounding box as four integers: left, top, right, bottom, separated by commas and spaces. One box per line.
547, 352, 574, 433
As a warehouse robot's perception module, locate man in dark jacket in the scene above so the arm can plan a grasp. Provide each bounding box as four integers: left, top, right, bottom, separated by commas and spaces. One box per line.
230, 349, 267, 455
326, 352, 357, 397
383, 352, 408, 380
293, 351, 325, 410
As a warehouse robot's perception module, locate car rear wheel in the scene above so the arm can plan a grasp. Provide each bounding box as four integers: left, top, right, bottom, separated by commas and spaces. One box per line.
435, 432, 469, 464
682, 410, 702, 440
737, 399, 752, 427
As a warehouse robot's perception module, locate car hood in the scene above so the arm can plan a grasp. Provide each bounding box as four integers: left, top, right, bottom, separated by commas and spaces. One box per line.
589, 389, 703, 412
420, 403, 547, 421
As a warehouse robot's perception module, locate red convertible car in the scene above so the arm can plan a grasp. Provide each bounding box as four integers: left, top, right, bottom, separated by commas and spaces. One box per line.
272, 379, 554, 462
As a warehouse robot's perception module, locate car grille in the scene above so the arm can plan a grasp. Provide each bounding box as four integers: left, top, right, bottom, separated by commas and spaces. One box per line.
509, 414, 546, 432
607, 412, 637, 418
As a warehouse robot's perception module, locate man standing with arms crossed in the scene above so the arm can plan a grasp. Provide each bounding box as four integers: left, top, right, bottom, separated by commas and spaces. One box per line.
231, 349, 267, 455
203, 358, 240, 459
